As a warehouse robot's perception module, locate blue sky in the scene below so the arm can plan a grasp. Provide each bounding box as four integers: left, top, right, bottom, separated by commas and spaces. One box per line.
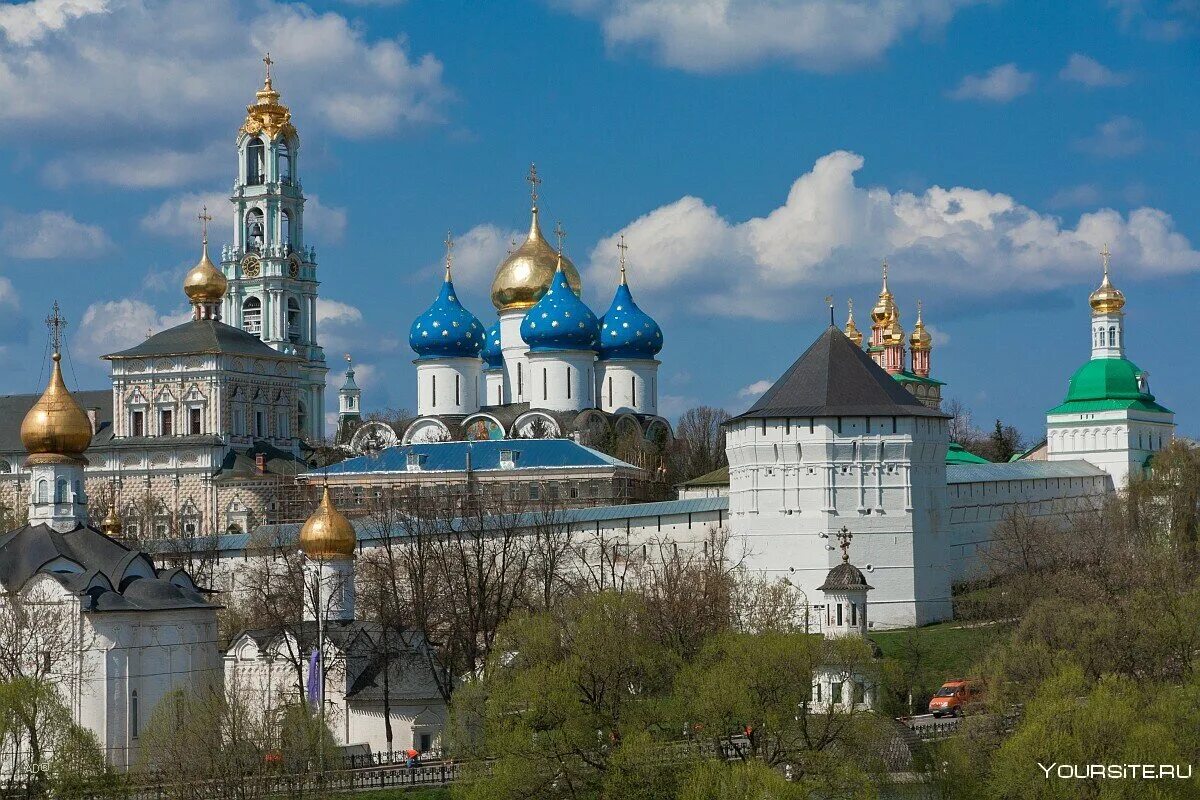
0, 0, 1197, 440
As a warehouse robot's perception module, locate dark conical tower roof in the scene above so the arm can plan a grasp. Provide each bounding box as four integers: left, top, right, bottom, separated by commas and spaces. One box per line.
733, 326, 948, 420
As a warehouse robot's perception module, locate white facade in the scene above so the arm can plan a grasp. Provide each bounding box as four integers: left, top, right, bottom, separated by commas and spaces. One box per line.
1047, 410, 1174, 488
596, 359, 659, 416
415, 358, 482, 417
725, 414, 950, 628
528, 351, 597, 412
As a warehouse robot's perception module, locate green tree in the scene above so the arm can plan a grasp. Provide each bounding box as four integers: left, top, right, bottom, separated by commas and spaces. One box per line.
677, 760, 807, 800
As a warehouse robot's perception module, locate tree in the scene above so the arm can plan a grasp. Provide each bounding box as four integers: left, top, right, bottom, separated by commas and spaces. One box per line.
454, 592, 678, 800
677, 760, 809, 800
671, 407, 731, 484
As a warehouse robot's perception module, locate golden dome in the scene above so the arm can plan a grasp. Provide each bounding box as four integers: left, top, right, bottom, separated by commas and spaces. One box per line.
299, 487, 356, 560
490, 207, 582, 311
21, 353, 93, 465
844, 300, 863, 347
1089, 246, 1125, 315
910, 302, 932, 351
183, 238, 228, 305
884, 317, 905, 346
240, 55, 296, 141
101, 505, 123, 536
870, 260, 895, 325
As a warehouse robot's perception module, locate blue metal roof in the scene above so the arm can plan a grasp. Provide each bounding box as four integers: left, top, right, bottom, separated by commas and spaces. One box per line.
318, 439, 635, 476
947, 459, 1108, 484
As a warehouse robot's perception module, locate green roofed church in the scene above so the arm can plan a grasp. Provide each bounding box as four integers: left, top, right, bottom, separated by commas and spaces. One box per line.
1046, 246, 1175, 486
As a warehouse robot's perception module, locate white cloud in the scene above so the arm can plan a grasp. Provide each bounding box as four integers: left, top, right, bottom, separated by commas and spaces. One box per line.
447, 223, 523, 287
1075, 116, 1146, 158
141, 191, 347, 244
316, 297, 367, 354
75, 298, 190, 359
947, 63, 1035, 102
0, 210, 111, 259
737, 379, 773, 398
1107, 0, 1199, 41
42, 142, 225, 190
1059, 53, 1132, 88
555, 0, 983, 73
317, 298, 364, 327
0, 0, 448, 140
584, 150, 1200, 321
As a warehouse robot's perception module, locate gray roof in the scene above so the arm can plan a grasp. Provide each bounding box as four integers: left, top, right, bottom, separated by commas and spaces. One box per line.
817, 561, 873, 591
0, 390, 113, 454
105, 319, 292, 361
946, 459, 1109, 484
733, 327, 948, 420
0, 522, 214, 612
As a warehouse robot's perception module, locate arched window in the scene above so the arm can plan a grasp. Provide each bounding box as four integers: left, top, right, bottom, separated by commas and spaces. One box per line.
55, 478, 68, 503
1108, 326, 1117, 347
286, 297, 300, 343
277, 139, 292, 184
245, 208, 265, 254
36, 479, 49, 504
281, 210, 292, 254
246, 138, 264, 185
242, 297, 262, 335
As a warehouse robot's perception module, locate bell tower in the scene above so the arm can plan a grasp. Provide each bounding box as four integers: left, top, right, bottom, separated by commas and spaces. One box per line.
221, 54, 327, 441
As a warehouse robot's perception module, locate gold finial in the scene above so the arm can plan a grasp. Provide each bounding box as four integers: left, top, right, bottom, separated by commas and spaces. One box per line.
262, 52, 274, 85
527, 163, 541, 210
198, 205, 213, 245
837, 526, 853, 563
45, 301, 66, 357
443, 230, 455, 281
1089, 243, 1125, 314
881, 258, 889, 289
344, 352, 352, 366
101, 503, 122, 536
554, 221, 566, 254
917, 299, 923, 322
617, 234, 629, 285
1100, 243, 1111, 283
845, 298, 863, 346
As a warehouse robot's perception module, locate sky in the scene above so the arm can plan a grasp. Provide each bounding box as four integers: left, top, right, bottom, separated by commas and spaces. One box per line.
0, 0, 1197, 441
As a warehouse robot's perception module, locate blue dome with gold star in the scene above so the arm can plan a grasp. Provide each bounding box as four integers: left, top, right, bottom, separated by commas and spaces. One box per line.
520, 266, 600, 352
598, 282, 662, 360
409, 275, 484, 360
482, 321, 504, 369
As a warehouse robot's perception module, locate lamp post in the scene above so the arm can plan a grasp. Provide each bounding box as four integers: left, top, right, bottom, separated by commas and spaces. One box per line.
781, 576, 810, 635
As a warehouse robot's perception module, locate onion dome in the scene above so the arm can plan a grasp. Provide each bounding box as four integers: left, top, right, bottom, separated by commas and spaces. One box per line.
871, 260, 896, 325
597, 245, 663, 360
520, 256, 600, 352
817, 561, 873, 592
1089, 245, 1125, 315
844, 300, 863, 347
409, 267, 485, 360
883, 313, 905, 346
482, 321, 504, 370
299, 486, 356, 560
490, 169, 582, 311
909, 302, 932, 351
21, 352, 93, 465
101, 505, 123, 536
183, 236, 228, 305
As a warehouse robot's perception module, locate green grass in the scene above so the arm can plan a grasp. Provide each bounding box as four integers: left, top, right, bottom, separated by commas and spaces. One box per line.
871, 620, 1012, 683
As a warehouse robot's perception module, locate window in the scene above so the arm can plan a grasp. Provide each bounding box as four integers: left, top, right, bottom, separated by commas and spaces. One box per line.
631, 375, 636, 407
254, 411, 266, 438
836, 603, 843, 626
455, 374, 461, 406
287, 298, 301, 343
246, 138, 264, 185
542, 368, 548, 401
831, 682, 842, 705
55, 478, 67, 503
607, 376, 613, 407
189, 407, 202, 435
1108, 326, 1117, 347
566, 366, 572, 400
281, 210, 293, 253
160, 409, 173, 436
418, 733, 432, 752
131, 410, 145, 437
277, 139, 292, 184
242, 297, 262, 335
432, 375, 437, 406
814, 683, 822, 703
297, 401, 307, 435
245, 208, 265, 253
851, 602, 857, 626
517, 363, 523, 398
529, 483, 541, 501
853, 681, 865, 705
130, 690, 139, 739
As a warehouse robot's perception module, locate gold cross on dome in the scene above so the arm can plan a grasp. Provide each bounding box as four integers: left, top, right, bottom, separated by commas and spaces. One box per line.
554, 221, 566, 253
45, 301, 66, 355
881, 258, 889, 281
617, 234, 628, 282
836, 526, 853, 563
263, 52, 273, 82
198, 206, 213, 243
443, 230, 455, 278
1100, 243, 1111, 276
526, 163, 541, 207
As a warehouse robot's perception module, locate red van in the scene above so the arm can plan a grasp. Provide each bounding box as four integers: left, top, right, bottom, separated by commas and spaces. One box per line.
928, 679, 983, 717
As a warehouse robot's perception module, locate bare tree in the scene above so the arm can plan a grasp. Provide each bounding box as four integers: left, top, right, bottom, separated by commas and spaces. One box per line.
671, 406, 731, 483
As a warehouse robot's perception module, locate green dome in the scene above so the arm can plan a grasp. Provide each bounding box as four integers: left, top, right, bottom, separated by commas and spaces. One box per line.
1048, 357, 1172, 415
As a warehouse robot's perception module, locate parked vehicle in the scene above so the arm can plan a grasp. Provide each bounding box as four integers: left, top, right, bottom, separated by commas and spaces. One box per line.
928, 678, 983, 717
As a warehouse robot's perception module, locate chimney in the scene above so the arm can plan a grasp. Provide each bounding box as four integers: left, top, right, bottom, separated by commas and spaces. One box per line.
255, 453, 266, 475
87, 407, 100, 435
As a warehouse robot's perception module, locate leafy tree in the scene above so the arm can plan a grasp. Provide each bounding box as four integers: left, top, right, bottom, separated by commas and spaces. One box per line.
677, 760, 807, 800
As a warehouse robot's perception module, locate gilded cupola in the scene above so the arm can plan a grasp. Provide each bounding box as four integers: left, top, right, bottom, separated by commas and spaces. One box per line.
240, 53, 296, 141
299, 486, 357, 560
910, 301, 932, 351
101, 504, 123, 536
844, 299, 863, 347
490, 164, 582, 312
1089, 243, 1125, 315
870, 259, 896, 325
183, 212, 228, 314
21, 351, 93, 466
